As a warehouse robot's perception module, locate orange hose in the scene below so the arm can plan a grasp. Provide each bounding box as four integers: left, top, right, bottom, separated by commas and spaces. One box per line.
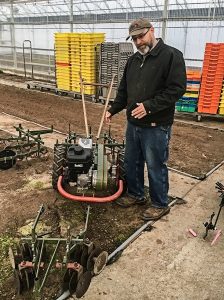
57, 176, 123, 203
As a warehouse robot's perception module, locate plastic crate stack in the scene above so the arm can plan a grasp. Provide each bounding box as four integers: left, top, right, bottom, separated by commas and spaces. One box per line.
55, 33, 71, 91
70, 33, 81, 93
55, 32, 105, 94
118, 42, 134, 84
176, 69, 201, 113
100, 42, 134, 98
100, 43, 119, 91
79, 33, 105, 95
219, 81, 224, 114
198, 43, 224, 114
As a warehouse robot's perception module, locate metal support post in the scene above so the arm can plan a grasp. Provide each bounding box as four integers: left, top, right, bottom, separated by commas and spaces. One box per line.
10, 0, 17, 71
162, 0, 169, 41
70, 0, 73, 33
183, 21, 188, 57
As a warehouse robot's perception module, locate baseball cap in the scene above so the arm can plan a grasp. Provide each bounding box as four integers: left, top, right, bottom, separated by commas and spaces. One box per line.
126, 18, 152, 41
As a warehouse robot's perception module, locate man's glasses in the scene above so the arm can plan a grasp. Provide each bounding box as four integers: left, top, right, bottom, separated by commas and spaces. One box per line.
131, 28, 150, 42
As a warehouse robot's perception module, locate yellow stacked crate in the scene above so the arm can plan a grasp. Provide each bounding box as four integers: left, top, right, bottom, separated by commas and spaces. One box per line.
80, 33, 105, 95
55, 32, 105, 94
70, 33, 81, 93
219, 81, 224, 115
55, 33, 71, 91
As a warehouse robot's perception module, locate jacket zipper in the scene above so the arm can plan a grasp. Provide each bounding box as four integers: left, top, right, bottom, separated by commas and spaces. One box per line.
140, 56, 145, 68
139, 53, 150, 68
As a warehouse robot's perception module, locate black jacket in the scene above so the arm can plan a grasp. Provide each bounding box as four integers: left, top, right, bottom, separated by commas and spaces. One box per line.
108, 39, 186, 127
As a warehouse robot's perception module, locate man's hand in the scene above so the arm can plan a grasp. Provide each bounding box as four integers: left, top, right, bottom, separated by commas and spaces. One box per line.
131, 103, 147, 119
105, 111, 112, 124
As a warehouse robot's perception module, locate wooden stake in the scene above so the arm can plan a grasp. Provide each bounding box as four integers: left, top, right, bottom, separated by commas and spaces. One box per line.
80, 73, 89, 138
96, 74, 115, 139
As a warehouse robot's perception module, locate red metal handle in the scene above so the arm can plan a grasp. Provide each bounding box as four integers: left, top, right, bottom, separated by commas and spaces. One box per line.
57, 176, 123, 203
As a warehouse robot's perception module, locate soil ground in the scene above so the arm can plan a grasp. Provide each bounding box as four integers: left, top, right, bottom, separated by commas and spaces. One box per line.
0, 82, 224, 177
0, 76, 224, 300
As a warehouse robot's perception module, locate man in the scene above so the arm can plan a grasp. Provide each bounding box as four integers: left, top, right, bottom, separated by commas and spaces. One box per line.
105, 18, 186, 221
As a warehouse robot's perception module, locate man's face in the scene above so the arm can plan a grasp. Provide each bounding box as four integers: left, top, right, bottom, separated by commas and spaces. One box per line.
132, 28, 153, 55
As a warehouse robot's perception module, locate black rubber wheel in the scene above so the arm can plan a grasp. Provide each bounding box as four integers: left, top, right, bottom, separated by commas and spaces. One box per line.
52, 144, 66, 189
116, 149, 127, 194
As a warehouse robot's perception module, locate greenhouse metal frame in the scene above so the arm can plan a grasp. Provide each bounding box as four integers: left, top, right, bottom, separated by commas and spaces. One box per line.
0, 0, 223, 79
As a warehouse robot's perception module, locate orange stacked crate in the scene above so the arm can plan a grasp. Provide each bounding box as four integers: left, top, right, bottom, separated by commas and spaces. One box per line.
198, 43, 224, 114
218, 80, 224, 115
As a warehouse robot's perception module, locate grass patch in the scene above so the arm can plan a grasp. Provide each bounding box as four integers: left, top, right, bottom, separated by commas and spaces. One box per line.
0, 235, 15, 287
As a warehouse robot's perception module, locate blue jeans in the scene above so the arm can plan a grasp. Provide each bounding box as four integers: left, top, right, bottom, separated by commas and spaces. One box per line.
124, 121, 171, 208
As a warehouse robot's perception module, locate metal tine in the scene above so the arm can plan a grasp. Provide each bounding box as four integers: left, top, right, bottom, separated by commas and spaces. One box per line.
215, 182, 224, 194
216, 181, 224, 189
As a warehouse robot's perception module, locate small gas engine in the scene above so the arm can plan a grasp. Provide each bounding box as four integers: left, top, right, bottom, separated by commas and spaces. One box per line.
66, 139, 94, 189
52, 133, 125, 201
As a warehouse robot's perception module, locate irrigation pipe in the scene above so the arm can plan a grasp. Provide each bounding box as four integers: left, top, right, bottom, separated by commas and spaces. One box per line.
204, 160, 224, 178
1, 111, 67, 135
168, 167, 202, 180
175, 118, 224, 132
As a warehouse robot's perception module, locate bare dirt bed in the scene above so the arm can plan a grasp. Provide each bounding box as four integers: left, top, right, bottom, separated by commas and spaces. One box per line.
0, 83, 224, 177
0, 82, 224, 299
0, 130, 153, 300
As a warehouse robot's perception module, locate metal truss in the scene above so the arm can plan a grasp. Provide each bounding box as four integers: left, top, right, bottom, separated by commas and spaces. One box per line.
0, 0, 223, 24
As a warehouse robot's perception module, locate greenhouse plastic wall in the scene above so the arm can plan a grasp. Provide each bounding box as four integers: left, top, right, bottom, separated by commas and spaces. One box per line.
0, 0, 223, 77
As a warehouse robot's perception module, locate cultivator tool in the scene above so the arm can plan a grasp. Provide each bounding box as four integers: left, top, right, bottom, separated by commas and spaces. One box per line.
53, 74, 126, 203
53, 129, 126, 202
0, 124, 53, 169
203, 181, 224, 239
9, 204, 108, 298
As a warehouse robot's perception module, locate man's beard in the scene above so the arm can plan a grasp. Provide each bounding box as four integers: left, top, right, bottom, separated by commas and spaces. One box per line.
137, 44, 151, 55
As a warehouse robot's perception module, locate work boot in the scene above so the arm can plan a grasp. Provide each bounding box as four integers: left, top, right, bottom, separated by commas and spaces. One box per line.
115, 194, 147, 208
141, 206, 170, 221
